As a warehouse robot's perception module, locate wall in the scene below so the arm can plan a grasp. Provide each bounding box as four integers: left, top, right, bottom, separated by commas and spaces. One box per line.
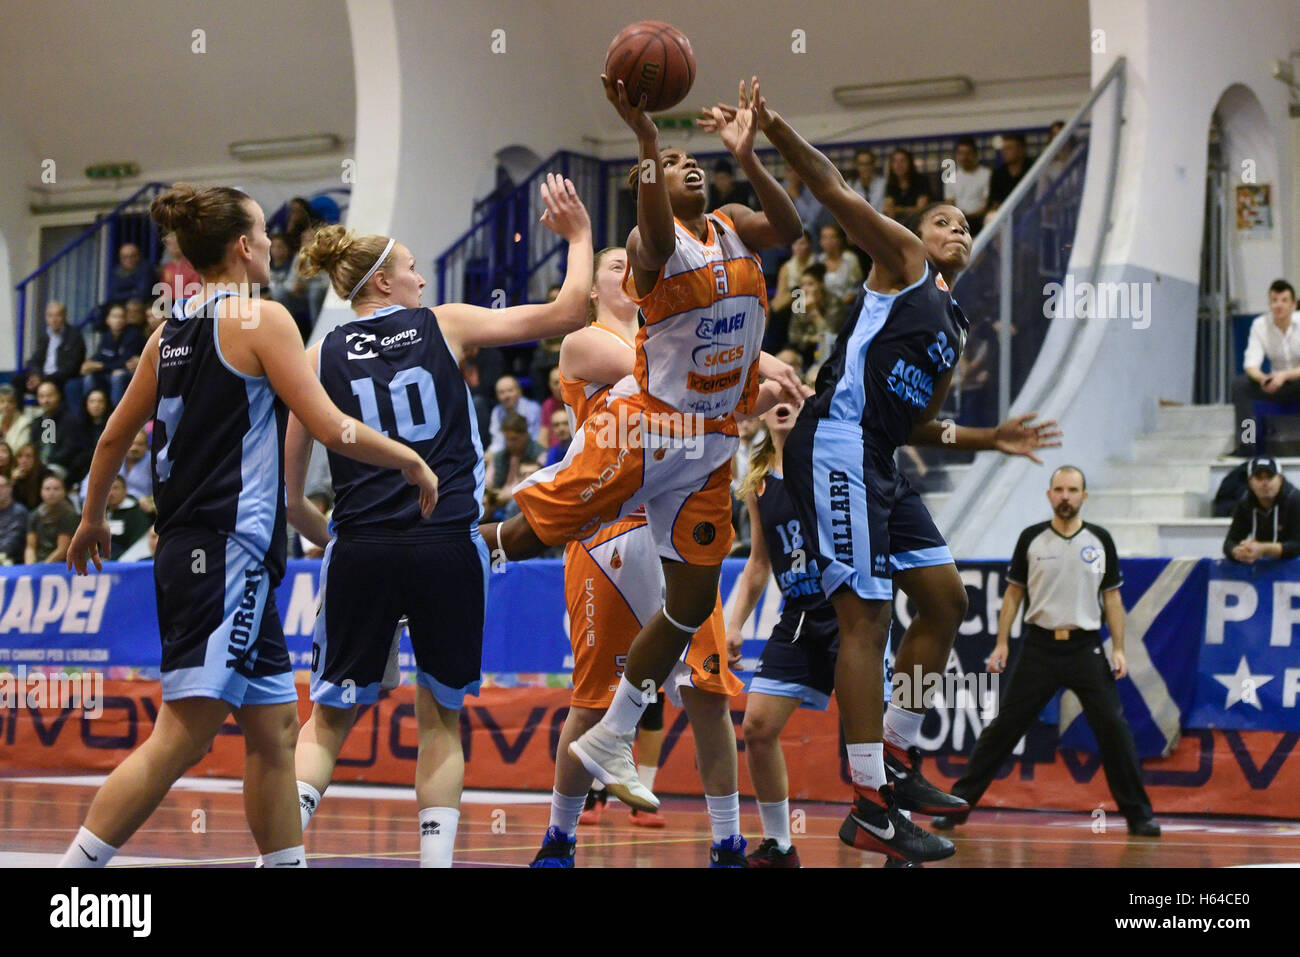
0, 114, 39, 370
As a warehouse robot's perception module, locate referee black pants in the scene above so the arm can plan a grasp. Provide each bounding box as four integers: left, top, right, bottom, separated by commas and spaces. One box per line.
950, 636, 1154, 823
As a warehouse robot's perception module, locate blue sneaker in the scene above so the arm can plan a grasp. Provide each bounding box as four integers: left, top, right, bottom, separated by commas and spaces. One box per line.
530, 826, 576, 868
709, 835, 749, 868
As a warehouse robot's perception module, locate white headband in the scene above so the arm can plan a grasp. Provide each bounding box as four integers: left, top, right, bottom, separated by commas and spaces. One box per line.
348, 237, 396, 301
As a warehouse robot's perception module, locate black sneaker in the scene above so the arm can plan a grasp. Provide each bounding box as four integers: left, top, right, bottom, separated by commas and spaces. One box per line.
930, 812, 968, 830
1127, 818, 1161, 837
838, 785, 956, 863
709, 835, 750, 868
529, 826, 576, 868
884, 742, 970, 816
746, 838, 801, 868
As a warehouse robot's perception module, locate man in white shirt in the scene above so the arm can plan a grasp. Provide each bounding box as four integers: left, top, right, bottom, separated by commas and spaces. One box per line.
487, 374, 542, 453
943, 137, 991, 234
849, 149, 887, 211
1231, 279, 1300, 456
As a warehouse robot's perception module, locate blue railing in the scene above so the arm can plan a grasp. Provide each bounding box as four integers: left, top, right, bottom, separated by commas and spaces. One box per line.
435, 151, 606, 308
14, 182, 167, 373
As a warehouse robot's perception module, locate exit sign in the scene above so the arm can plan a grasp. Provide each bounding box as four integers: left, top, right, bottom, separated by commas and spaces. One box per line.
85, 163, 140, 180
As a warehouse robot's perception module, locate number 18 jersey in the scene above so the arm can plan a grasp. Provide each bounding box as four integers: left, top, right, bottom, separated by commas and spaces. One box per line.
317, 305, 485, 536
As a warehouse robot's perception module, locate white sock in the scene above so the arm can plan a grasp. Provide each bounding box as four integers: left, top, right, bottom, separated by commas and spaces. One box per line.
59, 827, 118, 868
846, 742, 886, 791
549, 790, 587, 835
705, 791, 741, 844
297, 781, 322, 833
603, 676, 651, 736
260, 845, 307, 868
883, 704, 924, 752
636, 764, 658, 792
419, 806, 460, 868
758, 799, 791, 851
590, 779, 606, 793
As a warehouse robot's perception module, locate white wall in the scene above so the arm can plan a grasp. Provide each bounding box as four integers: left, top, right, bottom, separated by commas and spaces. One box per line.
1219, 84, 1285, 314
0, 114, 39, 370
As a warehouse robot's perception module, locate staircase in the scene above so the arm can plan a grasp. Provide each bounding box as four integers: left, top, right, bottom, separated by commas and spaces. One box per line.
1090, 403, 1253, 556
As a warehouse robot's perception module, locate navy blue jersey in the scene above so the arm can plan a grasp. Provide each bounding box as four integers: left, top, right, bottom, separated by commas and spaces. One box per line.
809, 263, 968, 454
152, 292, 289, 581
318, 305, 484, 537
756, 471, 828, 615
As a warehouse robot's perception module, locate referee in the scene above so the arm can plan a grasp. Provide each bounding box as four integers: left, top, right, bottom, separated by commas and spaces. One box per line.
933, 466, 1161, 837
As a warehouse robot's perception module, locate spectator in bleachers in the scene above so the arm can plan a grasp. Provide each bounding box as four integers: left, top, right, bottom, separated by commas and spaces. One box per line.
883, 148, 931, 222
158, 231, 200, 300
293, 224, 330, 325
25, 473, 78, 565
0, 442, 12, 481
268, 232, 312, 342
120, 429, 153, 508
956, 319, 996, 426
78, 303, 145, 406
787, 262, 830, 365
784, 169, 833, 235
28, 380, 86, 482
708, 158, 755, 211
459, 344, 494, 441
0, 474, 29, 564
0, 386, 35, 454
488, 374, 542, 453
816, 224, 863, 335
1223, 456, 1300, 563
10, 444, 50, 511
283, 197, 316, 251
106, 242, 156, 305
944, 137, 992, 235
145, 300, 167, 337
545, 408, 572, 467
483, 412, 545, 519
850, 148, 887, 210
771, 230, 816, 317
774, 346, 805, 377
123, 297, 148, 331
23, 301, 85, 398
538, 367, 565, 447
988, 132, 1034, 215
1230, 279, 1300, 456
74, 389, 112, 483
105, 475, 152, 560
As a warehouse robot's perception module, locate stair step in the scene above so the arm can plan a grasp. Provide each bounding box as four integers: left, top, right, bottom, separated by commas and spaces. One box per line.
1085, 488, 1204, 520
1154, 404, 1234, 435
1101, 518, 1230, 558
1107, 462, 1214, 493
1131, 433, 1233, 460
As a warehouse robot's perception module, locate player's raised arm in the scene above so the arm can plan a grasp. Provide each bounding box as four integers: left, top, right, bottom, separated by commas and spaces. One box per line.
559, 325, 635, 387
909, 413, 1063, 464
437, 174, 594, 354
248, 299, 438, 516
742, 79, 925, 289
602, 73, 675, 284
697, 77, 802, 250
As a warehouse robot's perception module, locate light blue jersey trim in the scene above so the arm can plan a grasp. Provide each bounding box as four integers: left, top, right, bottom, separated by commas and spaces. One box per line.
416, 670, 480, 711
231, 378, 279, 559
748, 676, 831, 711
349, 303, 405, 323
890, 545, 954, 570
827, 264, 931, 423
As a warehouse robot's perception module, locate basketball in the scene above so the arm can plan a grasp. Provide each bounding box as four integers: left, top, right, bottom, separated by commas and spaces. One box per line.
604, 20, 696, 112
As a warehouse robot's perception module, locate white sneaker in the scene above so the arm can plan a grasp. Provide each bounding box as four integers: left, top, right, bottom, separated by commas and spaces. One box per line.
568, 724, 660, 811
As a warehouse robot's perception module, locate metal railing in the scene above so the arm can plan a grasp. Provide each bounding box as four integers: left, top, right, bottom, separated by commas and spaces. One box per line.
14, 182, 167, 371
434, 151, 606, 308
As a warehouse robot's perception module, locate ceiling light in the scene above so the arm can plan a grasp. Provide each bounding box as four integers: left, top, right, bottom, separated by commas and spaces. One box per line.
833, 76, 974, 108
229, 134, 342, 161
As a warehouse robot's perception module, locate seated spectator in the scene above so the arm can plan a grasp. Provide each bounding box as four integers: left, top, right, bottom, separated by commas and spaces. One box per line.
538, 367, 565, 448
816, 225, 863, 334
774, 347, 805, 377
282, 197, 316, 251
28, 380, 87, 482
293, 224, 330, 325
120, 430, 154, 507
850, 148, 887, 210
1230, 279, 1300, 456
459, 344, 494, 441
23, 301, 85, 398
0, 443, 12, 481
1223, 456, 1300, 563
988, 132, 1034, 215
25, 474, 78, 564
488, 375, 542, 453
119, 524, 159, 563
105, 475, 151, 560
0, 474, 28, 564
146, 300, 167, 337
529, 335, 564, 404
79, 303, 145, 406
944, 137, 991, 235
883, 148, 931, 222
106, 242, 155, 306
74, 389, 112, 482
483, 413, 545, 519
787, 263, 830, 365
545, 408, 572, 467
0, 385, 35, 455
784, 169, 833, 235
771, 230, 816, 318
267, 232, 312, 342
708, 158, 755, 210
159, 231, 200, 301
10, 444, 50, 510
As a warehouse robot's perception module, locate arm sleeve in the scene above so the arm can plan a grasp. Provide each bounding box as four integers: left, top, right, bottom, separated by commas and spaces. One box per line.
1097, 526, 1123, 591
1223, 499, 1251, 560
1007, 526, 1033, 585
1243, 317, 1265, 371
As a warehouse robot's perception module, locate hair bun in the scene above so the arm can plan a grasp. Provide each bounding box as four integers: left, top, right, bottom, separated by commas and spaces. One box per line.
150, 183, 202, 234
297, 224, 354, 279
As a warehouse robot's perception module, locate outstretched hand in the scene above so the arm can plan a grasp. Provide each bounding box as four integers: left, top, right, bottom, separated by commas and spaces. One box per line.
538, 173, 590, 242
993, 413, 1062, 464
66, 519, 111, 575
600, 73, 658, 142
